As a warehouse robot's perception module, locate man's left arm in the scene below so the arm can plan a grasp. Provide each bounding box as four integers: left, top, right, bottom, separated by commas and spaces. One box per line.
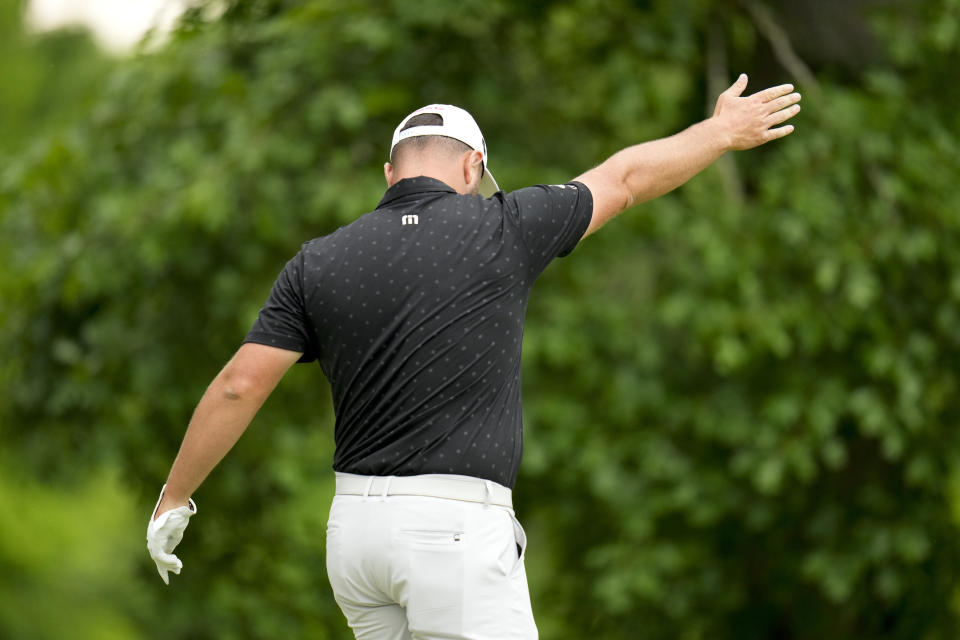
576, 74, 801, 237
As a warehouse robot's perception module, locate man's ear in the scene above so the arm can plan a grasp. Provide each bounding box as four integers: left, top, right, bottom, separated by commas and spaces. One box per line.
461, 150, 484, 190
384, 162, 394, 187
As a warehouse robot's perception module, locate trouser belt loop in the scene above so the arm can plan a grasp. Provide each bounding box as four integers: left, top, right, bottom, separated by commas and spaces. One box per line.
381, 476, 394, 502
483, 480, 493, 509
362, 476, 375, 501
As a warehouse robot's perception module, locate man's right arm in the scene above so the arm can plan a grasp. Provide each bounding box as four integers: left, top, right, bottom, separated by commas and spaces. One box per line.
576, 74, 801, 237
155, 342, 302, 516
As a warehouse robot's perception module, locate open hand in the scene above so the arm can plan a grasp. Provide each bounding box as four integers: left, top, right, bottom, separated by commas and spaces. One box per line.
712, 74, 801, 150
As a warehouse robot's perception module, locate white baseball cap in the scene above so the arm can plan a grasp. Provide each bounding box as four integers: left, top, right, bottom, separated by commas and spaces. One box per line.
390, 104, 500, 197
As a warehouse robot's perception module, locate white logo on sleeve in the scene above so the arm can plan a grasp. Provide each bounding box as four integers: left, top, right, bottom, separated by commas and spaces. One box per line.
402, 215, 419, 225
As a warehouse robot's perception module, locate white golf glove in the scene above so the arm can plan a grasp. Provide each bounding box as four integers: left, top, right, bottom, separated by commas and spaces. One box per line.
146, 484, 197, 585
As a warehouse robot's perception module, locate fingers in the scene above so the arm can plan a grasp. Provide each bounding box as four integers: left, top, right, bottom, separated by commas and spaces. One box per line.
152, 550, 183, 585
766, 103, 801, 126
754, 83, 795, 103
764, 124, 796, 142
765, 92, 802, 114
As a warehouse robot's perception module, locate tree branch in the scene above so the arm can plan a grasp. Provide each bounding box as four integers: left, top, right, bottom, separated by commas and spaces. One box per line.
740, 0, 822, 104
707, 18, 745, 205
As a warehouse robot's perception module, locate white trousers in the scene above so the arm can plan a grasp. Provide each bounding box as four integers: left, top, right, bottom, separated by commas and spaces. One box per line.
325, 474, 538, 640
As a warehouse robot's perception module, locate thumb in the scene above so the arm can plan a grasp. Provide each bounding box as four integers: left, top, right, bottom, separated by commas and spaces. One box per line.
726, 73, 748, 97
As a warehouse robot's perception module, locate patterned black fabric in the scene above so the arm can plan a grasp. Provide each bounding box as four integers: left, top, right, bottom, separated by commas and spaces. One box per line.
245, 176, 592, 487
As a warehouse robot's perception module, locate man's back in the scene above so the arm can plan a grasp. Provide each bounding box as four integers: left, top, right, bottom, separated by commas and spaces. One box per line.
245, 175, 592, 487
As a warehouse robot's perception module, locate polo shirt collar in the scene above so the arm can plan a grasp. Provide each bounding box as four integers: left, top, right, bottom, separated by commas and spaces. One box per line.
376, 176, 457, 209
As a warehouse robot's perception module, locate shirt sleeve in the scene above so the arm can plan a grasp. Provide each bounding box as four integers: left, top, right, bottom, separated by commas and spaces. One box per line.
243, 249, 318, 363
502, 181, 593, 276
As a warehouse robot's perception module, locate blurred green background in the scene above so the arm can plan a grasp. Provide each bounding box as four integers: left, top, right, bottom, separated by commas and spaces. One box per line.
1, 0, 959, 637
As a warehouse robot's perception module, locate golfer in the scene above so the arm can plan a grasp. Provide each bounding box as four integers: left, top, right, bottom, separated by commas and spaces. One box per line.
148, 74, 800, 639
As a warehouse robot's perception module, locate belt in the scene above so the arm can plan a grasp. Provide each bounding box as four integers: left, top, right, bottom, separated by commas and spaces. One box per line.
335, 472, 513, 509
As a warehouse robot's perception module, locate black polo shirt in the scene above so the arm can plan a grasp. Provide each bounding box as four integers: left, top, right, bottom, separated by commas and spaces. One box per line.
244, 176, 592, 488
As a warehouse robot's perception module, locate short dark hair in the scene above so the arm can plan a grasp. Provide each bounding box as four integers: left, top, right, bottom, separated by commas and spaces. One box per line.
391, 113, 473, 164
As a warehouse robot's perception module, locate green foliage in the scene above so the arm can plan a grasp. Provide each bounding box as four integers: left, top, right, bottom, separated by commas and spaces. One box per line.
1, 0, 959, 638
0, 0, 114, 154
0, 459, 145, 639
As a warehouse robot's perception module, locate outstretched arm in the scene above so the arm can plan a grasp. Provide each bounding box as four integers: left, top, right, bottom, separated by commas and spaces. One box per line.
154, 342, 302, 517
576, 74, 801, 237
